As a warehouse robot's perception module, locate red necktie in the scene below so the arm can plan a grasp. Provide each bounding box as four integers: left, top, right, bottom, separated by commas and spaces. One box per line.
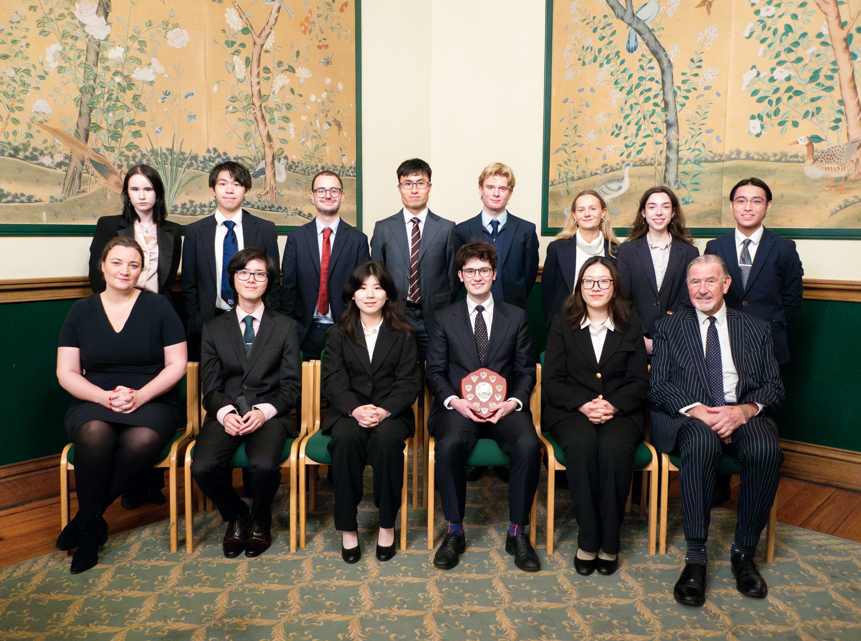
409, 217, 421, 304
317, 227, 332, 315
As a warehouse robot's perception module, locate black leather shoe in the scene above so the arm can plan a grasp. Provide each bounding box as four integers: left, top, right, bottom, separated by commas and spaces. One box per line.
341, 542, 362, 564
433, 532, 466, 570
505, 533, 540, 572
222, 516, 248, 558
596, 555, 619, 576
121, 490, 144, 510
57, 514, 108, 552
69, 517, 104, 574
731, 552, 768, 598
673, 563, 707, 606
244, 518, 272, 558
376, 542, 396, 562
574, 554, 596, 576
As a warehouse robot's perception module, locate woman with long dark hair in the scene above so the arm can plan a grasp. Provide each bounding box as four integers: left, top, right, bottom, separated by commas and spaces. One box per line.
321, 261, 420, 564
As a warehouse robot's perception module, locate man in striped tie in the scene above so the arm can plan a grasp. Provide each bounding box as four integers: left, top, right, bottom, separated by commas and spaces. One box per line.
650, 254, 785, 607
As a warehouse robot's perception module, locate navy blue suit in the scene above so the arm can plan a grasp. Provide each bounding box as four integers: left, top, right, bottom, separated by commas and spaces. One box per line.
542, 237, 617, 328
705, 228, 803, 364
455, 213, 538, 309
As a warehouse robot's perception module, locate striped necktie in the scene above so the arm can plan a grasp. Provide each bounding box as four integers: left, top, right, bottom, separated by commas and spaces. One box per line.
409, 217, 421, 304
740, 239, 752, 290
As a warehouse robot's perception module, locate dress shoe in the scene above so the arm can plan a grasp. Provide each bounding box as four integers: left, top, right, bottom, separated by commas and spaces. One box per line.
57, 513, 108, 551
222, 516, 248, 558
146, 488, 166, 505
596, 555, 619, 576
731, 552, 768, 598
433, 532, 466, 570
505, 533, 541, 572
69, 517, 105, 574
376, 542, 396, 562
574, 554, 597, 576
244, 518, 272, 558
673, 563, 707, 606
341, 542, 362, 564
121, 489, 144, 510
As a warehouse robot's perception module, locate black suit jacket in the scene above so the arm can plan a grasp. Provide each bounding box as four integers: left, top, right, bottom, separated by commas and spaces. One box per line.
649, 306, 784, 453
455, 212, 539, 309
279, 219, 370, 344
425, 297, 536, 433
200, 306, 301, 436
617, 236, 700, 338
542, 237, 617, 328
705, 228, 803, 364
321, 322, 420, 435
181, 211, 281, 336
543, 310, 649, 435
89, 215, 182, 306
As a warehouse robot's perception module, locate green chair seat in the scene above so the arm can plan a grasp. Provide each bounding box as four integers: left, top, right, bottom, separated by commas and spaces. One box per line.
465, 438, 511, 467
543, 433, 653, 470
66, 429, 186, 466
189, 437, 296, 467
667, 452, 742, 475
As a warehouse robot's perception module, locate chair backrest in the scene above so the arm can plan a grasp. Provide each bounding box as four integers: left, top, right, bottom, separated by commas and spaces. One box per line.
307, 360, 322, 436
186, 361, 200, 436
530, 362, 542, 435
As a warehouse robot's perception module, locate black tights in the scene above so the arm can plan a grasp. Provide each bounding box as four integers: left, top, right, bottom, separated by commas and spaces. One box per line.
73, 421, 165, 522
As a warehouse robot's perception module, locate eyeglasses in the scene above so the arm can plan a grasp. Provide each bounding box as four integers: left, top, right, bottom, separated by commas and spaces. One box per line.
732, 197, 766, 207
581, 278, 613, 290
236, 270, 269, 282
312, 187, 343, 197
461, 268, 493, 278
399, 180, 430, 191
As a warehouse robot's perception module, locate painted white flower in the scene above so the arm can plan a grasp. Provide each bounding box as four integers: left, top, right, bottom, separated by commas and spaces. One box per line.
697, 25, 718, 48
666, 0, 681, 17
742, 68, 758, 90
667, 44, 680, 63
821, 22, 829, 36
226, 8, 242, 31
310, 94, 316, 102
40, 155, 53, 166
295, 66, 312, 85
74, 1, 98, 24
233, 55, 246, 81
53, 153, 65, 163
610, 88, 623, 107
325, 77, 331, 85
85, 16, 110, 40
132, 67, 156, 82
337, 82, 343, 90
596, 111, 608, 124
301, 115, 308, 121
760, 6, 775, 17
264, 32, 274, 50
758, 45, 766, 57
149, 58, 166, 76
166, 28, 189, 48
743, 22, 755, 38
114, 77, 122, 83
806, 46, 817, 56
748, 118, 762, 135
32, 99, 52, 116
107, 46, 124, 61
9, 10, 25, 23
5, 67, 15, 78
213, 83, 220, 93
773, 67, 790, 81
44, 43, 62, 71
315, 119, 320, 127
272, 74, 290, 94
585, 129, 598, 142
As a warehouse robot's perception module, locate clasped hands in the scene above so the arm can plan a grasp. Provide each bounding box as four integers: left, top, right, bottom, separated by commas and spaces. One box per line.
107, 386, 144, 414
352, 404, 391, 428
450, 398, 518, 424
578, 398, 618, 425
687, 404, 750, 444
223, 409, 265, 435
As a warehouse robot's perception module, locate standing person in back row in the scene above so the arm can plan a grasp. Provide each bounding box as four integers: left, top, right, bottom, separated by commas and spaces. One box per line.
371, 158, 462, 360
456, 163, 538, 310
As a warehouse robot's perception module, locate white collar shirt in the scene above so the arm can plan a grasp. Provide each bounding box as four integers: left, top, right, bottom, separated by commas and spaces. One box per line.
734, 225, 764, 265
362, 318, 383, 361
580, 315, 615, 362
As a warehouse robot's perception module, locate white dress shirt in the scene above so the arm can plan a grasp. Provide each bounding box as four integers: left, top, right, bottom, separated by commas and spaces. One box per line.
647, 235, 672, 291
133, 220, 160, 294
580, 315, 615, 362
214, 209, 245, 310
735, 225, 764, 265
402, 208, 428, 236
481, 210, 508, 234
362, 317, 383, 360
313, 216, 341, 323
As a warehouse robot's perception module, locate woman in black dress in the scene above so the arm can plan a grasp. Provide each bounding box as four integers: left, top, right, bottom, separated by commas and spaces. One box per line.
321, 262, 420, 563
57, 236, 187, 573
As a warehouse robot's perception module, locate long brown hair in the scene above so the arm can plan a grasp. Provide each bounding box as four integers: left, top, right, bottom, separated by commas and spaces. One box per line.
563, 256, 631, 330
557, 189, 620, 254
337, 261, 413, 344
626, 186, 693, 244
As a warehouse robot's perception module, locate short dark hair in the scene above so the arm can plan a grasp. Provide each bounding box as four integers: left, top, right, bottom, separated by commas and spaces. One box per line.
564, 256, 631, 330
122, 164, 168, 226
455, 241, 498, 271
227, 247, 278, 300
311, 170, 343, 191
209, 160, 252, 190
729, 177, 772, 203
397, 158, 432, 182
100, 235, 145, 268
337, 261, 412, 343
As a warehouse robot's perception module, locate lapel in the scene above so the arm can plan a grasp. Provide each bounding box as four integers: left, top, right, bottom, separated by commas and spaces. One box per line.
558, 241, 578, 294
572, 323, 600, 370
633, 237, 659, 297
222, 310, 249, 369
241, 210, 257, 247
485, 299, 509, 367
717, 234, 744, 297
598, 326, 623, 368
452, 299, 483, 370
345, 325, 374, 378
202, 216, 218, 279
392, 211, 411, 267
117, 220, 134, 239
726, 307, 744, 395
680, 308, 711, 399
328, 220, 349, 271
464, 216, 485, 244
243, 308, 276, 378
302, 223, 322, 278
496, 213, 515, 268
746, 228, 775, 292
156, 224, 174, 292
369, 322, 397, 376
419, 211, 443, 262
662, 239, 688, 295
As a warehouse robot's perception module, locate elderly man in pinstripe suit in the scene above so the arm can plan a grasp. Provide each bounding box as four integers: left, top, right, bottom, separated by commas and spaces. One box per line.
650, 254, 784, 607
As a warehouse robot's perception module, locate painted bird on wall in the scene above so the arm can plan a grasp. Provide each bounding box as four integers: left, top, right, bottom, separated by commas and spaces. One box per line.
791, 135, 861, 193
626, 0, 660, 53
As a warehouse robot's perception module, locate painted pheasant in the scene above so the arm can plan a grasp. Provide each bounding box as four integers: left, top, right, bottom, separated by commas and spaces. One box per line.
792, 135, 861, 193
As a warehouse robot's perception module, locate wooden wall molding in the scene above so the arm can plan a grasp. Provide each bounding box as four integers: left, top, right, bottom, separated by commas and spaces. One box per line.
779, 439, 861, 493
0, 455, 62, 511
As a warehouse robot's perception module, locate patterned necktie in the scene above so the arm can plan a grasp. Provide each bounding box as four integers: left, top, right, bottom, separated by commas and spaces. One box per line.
317, 227, 332, 315
490, 219, 499, 246
221, 220, 238, 305
243, 316, 255, 355
705, 316, 724, 407
740, 238, 752, 290
409, 217, 421, 304
474, 305, 488, 366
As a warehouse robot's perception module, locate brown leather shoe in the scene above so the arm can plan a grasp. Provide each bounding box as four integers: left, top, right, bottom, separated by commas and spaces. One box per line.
244, 518, 272, 558
222, 516, 248, 558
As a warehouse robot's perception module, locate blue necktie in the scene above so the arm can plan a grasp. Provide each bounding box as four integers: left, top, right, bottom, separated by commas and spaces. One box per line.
705, 316, 724, 407
243, 316, 255, 355
490, 219, 499, 246
221, 221, 238, 305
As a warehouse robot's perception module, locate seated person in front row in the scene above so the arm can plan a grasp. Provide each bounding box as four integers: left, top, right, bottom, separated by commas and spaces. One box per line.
426, 241, 542, 572
191, 248, 301, 559
650, 254, 784, 607
321, 261, 420, 564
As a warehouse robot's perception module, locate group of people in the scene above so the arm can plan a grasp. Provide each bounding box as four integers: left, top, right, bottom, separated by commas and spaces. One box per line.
56, 158, 804, 610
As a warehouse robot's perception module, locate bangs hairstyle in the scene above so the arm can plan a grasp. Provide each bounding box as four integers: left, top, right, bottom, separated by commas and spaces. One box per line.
311, 170, 343, 191
563, 256, 631, 330
557, 188, 620, 252
100, 235, 145, 268
122, 164, 168, 225
729, 177, 772, 203
226, 247, 278, 299
209, 160, 252, 190
455, 240, 498, 271
478, 162, 515, 189
396, 158, 432, 182
627, 186, 693, 244
337, 261, 412, 344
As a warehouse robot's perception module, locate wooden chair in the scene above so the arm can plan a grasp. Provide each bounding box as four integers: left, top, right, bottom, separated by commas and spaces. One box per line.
297, 360, 417, 550
59, 361, 200, 554
660, 453, 777, 562
424, 364, 542, 549
183, 360, 313, 553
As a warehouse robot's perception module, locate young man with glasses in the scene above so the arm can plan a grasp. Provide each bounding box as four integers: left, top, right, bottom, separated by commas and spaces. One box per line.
371, 158, 461, 359
280, 170, 370, 360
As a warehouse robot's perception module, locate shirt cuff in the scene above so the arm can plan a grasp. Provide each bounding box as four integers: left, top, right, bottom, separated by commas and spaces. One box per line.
443, 395, 458, 409
216, 405, 237, 425
507, 397, 523, 411
253, 403, 277, 423
679, 402, 701, 416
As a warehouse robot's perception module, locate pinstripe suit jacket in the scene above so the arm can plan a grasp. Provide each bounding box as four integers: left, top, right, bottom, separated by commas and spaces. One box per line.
649, 305, 784, 453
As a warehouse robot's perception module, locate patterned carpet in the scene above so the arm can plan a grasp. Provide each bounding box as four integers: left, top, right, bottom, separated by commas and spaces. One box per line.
2, 472, 861, 640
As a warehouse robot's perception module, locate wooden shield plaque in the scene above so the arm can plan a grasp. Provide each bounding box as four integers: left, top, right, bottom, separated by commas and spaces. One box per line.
461, 367, 507, 417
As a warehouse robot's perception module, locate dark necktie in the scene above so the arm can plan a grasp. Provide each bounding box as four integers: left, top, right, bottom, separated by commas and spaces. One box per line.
317, 227, 332, 315
705, 316, 724, 407
474, 305, 488, 365
739, 238, 752, 290
243, 316, 255, 355
409, 217, 421, 304
490, 219, 499, 246
221, 220, 238, 305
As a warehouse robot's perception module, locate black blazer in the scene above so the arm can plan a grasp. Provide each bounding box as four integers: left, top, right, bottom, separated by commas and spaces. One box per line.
543, 310, 649, 436
617, 236, 700, 338
649, 306, 785, 453
321, 322, 420, 435
279, 219, 370, 344
455, 212, 539, 309
200, 306, 301, 436
181, 211, 281, 336
425, 297, 536, 433
542, 237, 617, 328
89, 215, 182, 306
705, 228, 803, 364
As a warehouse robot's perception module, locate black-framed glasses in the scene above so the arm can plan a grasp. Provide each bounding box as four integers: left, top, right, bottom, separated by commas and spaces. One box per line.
581, 278, 613, 290
461, 268, 493, 278
399, 180, 430, 191
236, 270, 269, 282
312, 187, 343, 197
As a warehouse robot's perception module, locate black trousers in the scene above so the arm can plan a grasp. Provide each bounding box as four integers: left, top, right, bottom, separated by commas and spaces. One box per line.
676, 416, 783, 548
327, 416, 411, 531
190, 416, 288, 523
433, 409, 540, 526
301, 322, 331, 361
403, 306, 428, 362
549, 414, 640, 555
